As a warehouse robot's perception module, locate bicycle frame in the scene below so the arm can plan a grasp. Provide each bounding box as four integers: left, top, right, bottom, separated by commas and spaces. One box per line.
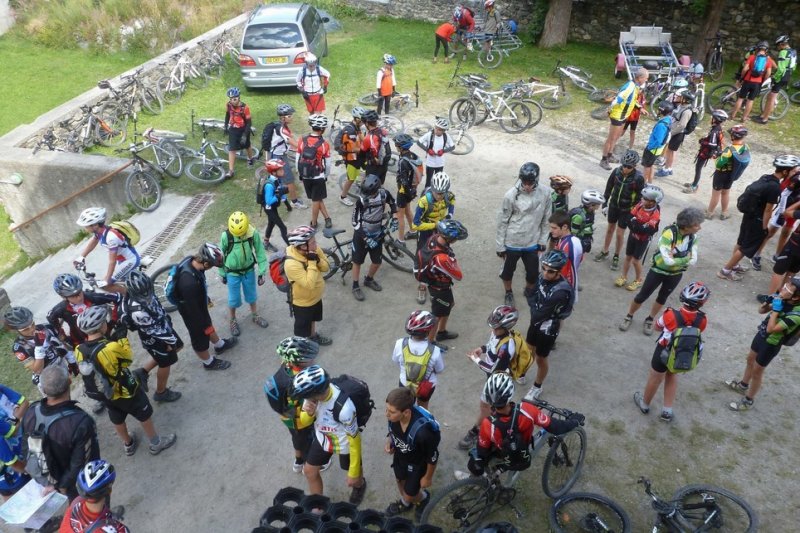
471, 88, 518, 122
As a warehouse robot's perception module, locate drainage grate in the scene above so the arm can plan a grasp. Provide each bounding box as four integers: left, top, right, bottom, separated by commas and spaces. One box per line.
141, 193, 213, 261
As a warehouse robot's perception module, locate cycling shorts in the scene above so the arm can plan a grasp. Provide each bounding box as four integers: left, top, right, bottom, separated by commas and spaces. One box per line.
391, 458, 429, 497
751, 332, 782, 367
346, 163, 360, 181
712, 170, 735, 191
429, 287, 454, 317
607, 207, 632, 228
352, 229, 383, 265
609, 117, 626, 127
525, 326, 557, 358
641, 149, 658, 168
303, 179, 328, 202
107, 387, 153, 425
499, 249, 539, 284
292, 300, 323, 338
111, 258, 140, 284
773, 242, 800, 275
738, 81, 761, 101
667, 133, 686, 152
289, 426, 314, 460
306, 438, 358, 474
625, 235, 650, 260
771, 73, 790, 92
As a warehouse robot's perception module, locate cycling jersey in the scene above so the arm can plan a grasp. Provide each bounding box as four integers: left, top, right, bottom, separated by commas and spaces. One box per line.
296, 64, 331, 95
352, 189, 397, 234
360, 126, 392, 167
628, 202, 661, 241
265, 364, 315, 430
650, 225, 698, 275
413, 190, 456, 232
396, 153, 422, 192
417, 131, 454, 168
742, 53, 777, 84
12, 324, 74, 378
602, 168, 645, 210
757, 303, 800, 346
75, 338, 137, 401
556, 234, 583, 290
608, 80, 641, 121
392, 337, 445, 387
697, 125, 724, 161
270, 123, 292, 157
476, 331, 515, 374
60, 497, 130, 533
225, 102, 251, 130
550, 191, 568, 213
299, 384, 362, 477
775, 48, 796, 79
656, 307, 707, 348
715, 143, 749, 173
477, 401, 550, 468
529, 276, 573, 333
94, 227, 139, 266
646, 116, 672, 156
48, 293, 122, 347
418, 235, 461, 289
120, 294, 181, 358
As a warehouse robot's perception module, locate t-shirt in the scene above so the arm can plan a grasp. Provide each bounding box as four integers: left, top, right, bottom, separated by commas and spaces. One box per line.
742, 53, 777, 84
308, 384, 358, 454
60, 497, 130, 533
94, 226, 138, 265
388, 408, 441, 465
391, 337, 445, 386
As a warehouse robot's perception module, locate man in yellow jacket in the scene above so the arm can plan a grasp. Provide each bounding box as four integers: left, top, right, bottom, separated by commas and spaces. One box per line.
284, 225, 332, 345
601, 67, 649, 170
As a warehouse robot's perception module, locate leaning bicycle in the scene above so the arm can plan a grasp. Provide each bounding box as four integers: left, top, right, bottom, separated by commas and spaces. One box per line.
553, 60, 597, 92
707, 80, 790, 120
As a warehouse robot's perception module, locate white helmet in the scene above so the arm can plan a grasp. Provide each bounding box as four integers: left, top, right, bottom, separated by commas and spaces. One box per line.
304, 52, 317, 65
76, 207, 107, 226
76, 305, 108, 334
581, 189, 605, 206
483, 373, 514, 407
434, 116, 450, 130
308, 114, 329, 130
640, 185, 664, 207
431, 171, 451, 193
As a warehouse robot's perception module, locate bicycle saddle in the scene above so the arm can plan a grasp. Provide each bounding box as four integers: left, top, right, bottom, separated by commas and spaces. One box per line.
323, 228, 345, 239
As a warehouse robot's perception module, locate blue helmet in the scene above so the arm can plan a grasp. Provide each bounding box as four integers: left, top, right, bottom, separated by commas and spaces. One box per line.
541, 250, 567, 270
383, 53, 397, 65
436, 219, 468, 241
77, 459, 116, 499
227, 87, 240, 98
393, 133, 414, 150
292, 365, 329, 399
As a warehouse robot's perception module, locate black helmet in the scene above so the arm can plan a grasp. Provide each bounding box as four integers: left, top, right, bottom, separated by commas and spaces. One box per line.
393, 133, 414, 150
621, 149, 641, 167
126, 270, 154, 302
362, 110, 379, 123
361, 174, 382, 196
3, 306, 34, 330
277, 103, 295, 116
519, 162, 540, 184
658, 100, 674, 115
541, 249, 567, 269
53, 273, 83, 297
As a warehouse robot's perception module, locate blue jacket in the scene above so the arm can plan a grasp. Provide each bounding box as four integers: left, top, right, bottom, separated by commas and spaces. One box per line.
264, 176, 286, 208
646, 117, 673, 154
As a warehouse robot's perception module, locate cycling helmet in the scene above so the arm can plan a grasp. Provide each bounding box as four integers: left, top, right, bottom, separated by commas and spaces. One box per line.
304, 52, 318, 65
773, 154, 800, 169
672, 78, 690, 88
288, 225, 316, 246
621, 149, 641, 167
434, 116, 450, 130
351, 106, 367, 119
3, 306, 33, 330
436, 219, 468, 241
657, 100, 674, 115
53, 273, 83, 297
640, 185, 664, 205
756, 40, 769, 50
393, 133, 414, 150
362, 110, 379, 123
292, 365, 329, 399
276, 336, 319, 365
484, 0, 495, 8
549, 175, 573, 189
729, 124, 748, 140
198, 242, 224, 267
265, 158, 286, 173
776, 35, 790, 45
277, 103, 295, 117
125, 270, 154, 302
518, 162, 540, 184
477, 523, 519, 533
581, 189, 605, 206
228, 211, 249, 238
76, 207, 107, 227
679, 281, 710, 309
308, 114, 329, 130
711, 109, 729, 123
405, 310, 436, 335
431, 171, 451, 193
487, 305, 519, 330
226, 87, 240, 98
77, 459, 116, 500
483, 373, 514, 408
541, 249, 567, 270
361, 174, 382, 196
383, 53, 397, 65
788, 276, 800, 292
77, 305, 108, 334
674, 88, 695, 102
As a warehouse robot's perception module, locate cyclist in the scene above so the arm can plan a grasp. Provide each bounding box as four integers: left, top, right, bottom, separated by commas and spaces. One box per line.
360, 110, 393, 186
392, 310, 445, 410
762, 174, 800, 296
262, 159, 290, 252
459, 305, 520, 450
376, 54, 398, 115
336, 107, 367, 207
683, 109, 728, 194
616, 185, 663, 292
726, 277, 800, 411
600, 67, 649, 170
655, 88, 695, 178
633, 282, 710, 422
393, 133, 423, 246
433, 21, 457, 64
417, 219, 468, 342
480, 0, 502, 55
220, 211, 269, 335
267, 103, 307, 210
641, 100, 673, 183
755, 35, 796, 123
0, 384, 29, 500
384, 387, 439, 520
706, 125, 750, 220
619, 207, 704, 335
60, 460, 130, 532
523, 250, 575, 401
548, 211, 583, 293
549, 175, 572, 214
293, 365, 367, 505
284, 225, 332, 346
416, 117, 455, 189
568, 189, 605, 255
296, 52, 330, 113
75, 306, 176, 456
173, 243, 237, 371
120, 271, 182, 403
596, 150, 645, 271
731, 41, 776, 122
297, 114, 333, 230
74, 207, 140, 294
222, 87, 255, 179
496, 163, 551, 307
351, 174, 399, 301
413, 172, 456, 304
753, 164, 800, 272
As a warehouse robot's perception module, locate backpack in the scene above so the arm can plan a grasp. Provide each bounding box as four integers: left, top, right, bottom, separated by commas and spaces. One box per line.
78, 339, 138, 400
108, 221, 140, 246
164, 257, 192, 306
729, 145, 751, 182
398, 156, 423, 188
426, 131, 449, 153
788, 49, 798, 71
683, 108, 700, 135
368, 127, 392, 166
489, 406, 531, 468
331, 374, 375, 430
268, 250, 299, 294
391, 405, 440, 452
401, 338, 433, 392
261, 121, 282, 153
221, 230, 256, 275
751, 54, 768, 77
256, 173, 269, 209
25, 402, 82, 486
297, 135, 325, 179
780, 311, 800, 346
496, 330, 533, 381
414, 238, 443, 283
659, 310, 704, 373
736, 175, 770, 215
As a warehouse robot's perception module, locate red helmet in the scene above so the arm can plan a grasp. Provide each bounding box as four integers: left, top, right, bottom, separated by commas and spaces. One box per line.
680, 281, 710, 309
431, 254, 463, 281
405, 310, 436, 335
487, 305, 519, 330
265, 159, 285, 173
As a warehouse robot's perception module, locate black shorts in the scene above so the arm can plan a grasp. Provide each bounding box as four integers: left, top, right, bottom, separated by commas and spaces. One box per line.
228, 127, 250, 151
771, 74, 790, 92
391, 458, 429, 497
352, 230, 383, 265
609, 117, 626, 127
106, 387, 153, 425
626, 236, 650, 260
303, 179, 328, 202
306, 437, 352, 470
178, 307, 213, 353
650, 344, 670, 373
607, 207, 632, 229
292, 300, 323, 338
634, 270, 682, 306
712, 170, 734, 190
144, 336, 183, 368
738, 81, 761, 101
499, 249, 539, 284
736, 217, 767, 258
641, 149, 657, 168
751, 333, 782, 367
525, 326, 557, 358
773, 243, 800, 275
365, 163, 389, 185
429, 287, 454, 317
668, 133, 685, 152
289, 426, 314, 459
622, 120, 638, 132
396, 188, 416, 209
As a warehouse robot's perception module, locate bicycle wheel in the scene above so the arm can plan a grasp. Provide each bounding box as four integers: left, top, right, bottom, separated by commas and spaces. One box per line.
405, 120, 433, 137
158, 141, 184, 179
761, 89, 790, 120
587, 88, 617, 103
707, 84, 738, 113
392, 98, 412, 115
540, 89, 572, 109
186, 68, 209, 89
322, 248, 341, 281
791, 90, 800, 104
566, 66, 593, 80
338, 172, 361, 200
521, 99, 544, 128
126, 170, 162, 212
672, 484, 758, 533
541, 427, 586, 498
358, 93, 380, 105
590, 106, 609, 120
150, 264, 178, 313
95, 110, 127, 147
707, 51, 724, 81
477, 48, 503, 69
571, 78, 598, 92
449, 98, 478, 127
549, 492, 632, 533
420, 477, 492, 533
201, 58, 224, 80
139, 86, 164, 115
157, 76, 184, 105
378, 114, 404, 136
450, 130, 475, 155
185, 159, 225, 185
498, 101, 532, 134
382, 239, 415, 273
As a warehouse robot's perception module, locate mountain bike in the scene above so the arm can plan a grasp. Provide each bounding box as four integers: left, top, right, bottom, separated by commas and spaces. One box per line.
405, 120, 475, 155
705, 32, 725, 81
75, 256, 155, 294
358, 91, 414, 116
553, 60, 597, 92
707, 80, 790, 120
502, 76, 572, 110
182, 119, 259, 184
549, 477, 757, 533
792, 80, 800, 104
420, 398, 586, 532
98, 68, 164, 120
156, 51, 210, 105
136, 127, 185, 179
449, 87, 533, 133
150, 263, 179, 313
61, 104, 127, 150
197, 31, 240, 78
115, 144, 164, 212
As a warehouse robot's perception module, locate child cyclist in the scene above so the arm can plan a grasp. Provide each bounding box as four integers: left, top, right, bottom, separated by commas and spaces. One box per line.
412, 172, 456, 305
683, 109, 728, 194
393, 133, 423, 247
262, 159, 291, 253
568, 189, 605, 254
549, 175, 573, 214
376, 54, 398, 115
548, 211, 583, 293
615, 185, 663, 292
391, 310, 445, 410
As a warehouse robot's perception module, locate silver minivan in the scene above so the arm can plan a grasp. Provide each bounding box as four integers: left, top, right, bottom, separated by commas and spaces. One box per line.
239, 3, 329, 89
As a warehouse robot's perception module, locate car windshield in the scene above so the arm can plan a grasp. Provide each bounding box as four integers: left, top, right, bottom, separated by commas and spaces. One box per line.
243, 23, 303, 50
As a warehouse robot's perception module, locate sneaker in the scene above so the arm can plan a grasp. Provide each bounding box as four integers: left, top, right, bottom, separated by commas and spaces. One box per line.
599, 159, 612, 171
751, 256, 762, 271
619, 315, 632, 332
310, 221, 318, 229
230, 319, 241, 337
385, 500, 413, 517
504, 291, 514, 306
352, 286, 365, 301
614, 276, 628, 287
310, 333, 333, 346
252, 314, 269, 328
153, 388, 182, 403
594, 251, 609, 262
324, 217, 333, 229
292, 459, 304, 474
633, 391, 649, 414
770, 254, 779, 264
717, 269, 743, 282
415, 492, 431, 522
643, 317, 654, 336
203, 358, 231, 370
247, 158, 256, 167
659, 411, 674, 423
215, 337, 238, 355
224, 170, 234, 179
466, 42, 474, 52
719, 212, 732, 220
729, 397, 754, 411
732, 264, 750, 273
265, 242, 278, 253
292, 199, 308, 210
682, 185, 697, 194
284, 200, 293, 212
436, 330, 458, 341
704, 210, 715, 220
149, 433, 177, 455
405, 230, 418, 239
751, 116, 768, 124
607, 153, 620, 164
683, 182, 693, 188
626, 279, 643, 291
524, 386, 543, 401
416, 287, 427, 304
655, 168, 672, 177
91, 402, 106, 415
123, 434, 138, 456
457, 430, 477, 450
339, 195, 355, 207
349, 479, 367, 505
610, 255, 620, 271
725, 378, 749, 394
394, 238, 406, 248
364, 278, 383, 292
454, 470, 472, 480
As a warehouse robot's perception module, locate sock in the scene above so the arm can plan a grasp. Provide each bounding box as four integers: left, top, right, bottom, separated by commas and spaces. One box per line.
744, 396, 753, 402
124, 438, 133, 447
294, 457, 304, 465
203, 356, 216, 366
613, 254, 619, 259
399, 499, 412, 508
505, 290, 513, 294
213, 338, 225, 349
150, 435, 160, 446
662, 407, 673, 415
626, 314, 633, 319
534, 382, 542, 388
469, 426, 478, 436
340, 195, 347, 199
640, 398, 650, 408
416, 490, 429, 504
645, 316, 653, 322
352, 281, 360, 289
601, 156, 607, 161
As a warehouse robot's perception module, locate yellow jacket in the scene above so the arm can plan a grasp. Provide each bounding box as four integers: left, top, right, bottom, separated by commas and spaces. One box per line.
76, 338, 136, 401
284, 245, 330, 307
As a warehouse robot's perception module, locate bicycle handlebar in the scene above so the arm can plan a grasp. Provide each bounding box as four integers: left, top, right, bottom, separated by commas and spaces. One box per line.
524, 397, 583, 423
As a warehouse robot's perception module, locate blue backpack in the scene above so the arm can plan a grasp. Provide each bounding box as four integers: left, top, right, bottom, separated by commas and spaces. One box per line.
389, 405, 440, 451
164, 257, 192, 306
751, 55, 768, 77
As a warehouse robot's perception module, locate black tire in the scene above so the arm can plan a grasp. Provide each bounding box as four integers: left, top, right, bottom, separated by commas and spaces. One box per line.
186, 68, 209, 89
158, 141, 184, 178
549, 492, 632, 533
392, 98, 412, 115
449, 98, 478, 127
139, 86, 164, 115
157, 76, 184, 105
707, 51, 724, 81
358, 93, 379, 105
151, 264, 178, 313
450, 130, 475, 155
95, 108, 127, 147
590, 106, 609, 120
540, 89, 572, 109
382, 239, 415, 273
791, 91, 800, 104
405, 121, 433, 137
542, 427, 586, 498
322, 248, 341, 280
649, 89, 671, 117
185, 159, 225, 184
499, 101, 532, 133
125, 170, 162, 212
760, 89, 790, 120
707, 84, 738, 113
587, 88, 617, 103
572, 78, 598, 92
521, 99, 544, 128
201, 58, 224, 80
419, 477, 492, 533
672, 484, 758, 532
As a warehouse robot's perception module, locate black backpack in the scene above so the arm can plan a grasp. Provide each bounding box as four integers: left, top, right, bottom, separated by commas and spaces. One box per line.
736, 175, 770, 215
659, 310, 704, 373
261, 121, 282, 153
331, 374, 375, 430
25, 402, 83, 486
683, 108, 700, 135
297, 135, 325, 179
490, 406, 532, 469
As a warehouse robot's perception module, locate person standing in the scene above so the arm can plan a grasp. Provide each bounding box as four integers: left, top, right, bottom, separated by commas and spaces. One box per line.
284, 225, 332, 346
683, 109, 728, 194
360, 110, 393, 186
548, 211, 583, 294
223, 87, 255, 179
641, 101, 673, 184
60, 460, 130, 532
731, 41, 776, 122
266, 103, 307, 210
391, 310, 445, 410
615, 185, 663, 292
755, 35, 796, 123
655, 89, 695, 178
416, 117, 454, 189
0, 384, 29, 500
296, 53, 330, 113
297, 114, 334, 230
705, 125, 751, 219
262, 159, 291, 252
600, 67, 649, 170
335, 107, 367, 207
393, 133, 423, 246
376, 54, 398, 115
413, 172, 456, 305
